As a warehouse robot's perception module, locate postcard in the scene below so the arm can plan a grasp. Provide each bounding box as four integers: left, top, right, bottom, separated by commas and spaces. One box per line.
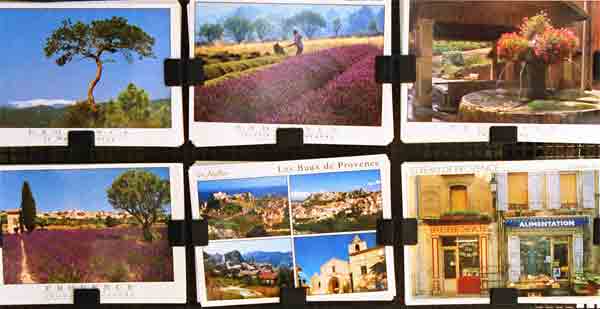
191, 155, 395, 306
189, 0, 393, 146
403, 160, 600, 306
0, 1, 183, 147
401, 1, 600, 143
0, 163, 186, 305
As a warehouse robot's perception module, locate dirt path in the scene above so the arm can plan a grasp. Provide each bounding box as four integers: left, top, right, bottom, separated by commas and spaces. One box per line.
221, 286, 263, 298
19, 239, 35, 284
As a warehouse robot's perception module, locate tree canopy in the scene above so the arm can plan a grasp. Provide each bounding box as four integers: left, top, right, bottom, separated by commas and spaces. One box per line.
21, 181, 37, 233
199, 23, 224, 44
44, 17, 155, 107
288, 10, 326, 38
224, 16, 254, 44
107, 170, 170, 241
253, 18, 272, 42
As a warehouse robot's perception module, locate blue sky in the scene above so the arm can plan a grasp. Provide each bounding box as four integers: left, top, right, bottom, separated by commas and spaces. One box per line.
0, 8, 171, 107
294, 232, 377, 283
198, 176, 288, 201
0, 167, 169, 213
205, 237, 292, 255
289, 170, 381, 201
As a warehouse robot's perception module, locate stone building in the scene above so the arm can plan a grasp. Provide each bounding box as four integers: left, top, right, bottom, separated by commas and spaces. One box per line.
309, 235, 387, 295
4, 209, 21, 234
407, 173, 499, 296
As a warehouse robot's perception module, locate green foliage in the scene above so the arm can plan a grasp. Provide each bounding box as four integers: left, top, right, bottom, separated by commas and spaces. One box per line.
528, 100, 597, 111
0, 214, 7, 225
253, 18, 272, 42
277, 267, 293, 288
442, 51, 465, 66
107, 170, 170, 242
332, 18, 342, 37
224, 16, 254, 44
222, 203, 243, 216
116, 83, 150, 122
105, 216, 121, 227
204, 56, 282, 80
199, 23, 225, 44
288, 10, 326, 38
433, 40, 490, 56
21, 181, 37, 232
368, 19, 379, 34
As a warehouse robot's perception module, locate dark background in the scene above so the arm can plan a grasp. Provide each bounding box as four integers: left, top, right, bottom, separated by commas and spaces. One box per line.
0, 0, 591, 308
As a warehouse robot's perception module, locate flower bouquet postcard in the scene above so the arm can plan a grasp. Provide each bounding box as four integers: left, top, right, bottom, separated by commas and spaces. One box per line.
0, 1, 182, 147
189, 0, 393, 147
0, 163, 186, 305
190, 155, 395, 306
403, 160, 600, 306
401, 1, 600, 143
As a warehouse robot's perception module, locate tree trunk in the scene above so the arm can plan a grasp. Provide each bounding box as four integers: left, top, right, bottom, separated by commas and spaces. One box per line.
142, 224, 154, 242
526, 57, 547, 100
87, 59, 103, 108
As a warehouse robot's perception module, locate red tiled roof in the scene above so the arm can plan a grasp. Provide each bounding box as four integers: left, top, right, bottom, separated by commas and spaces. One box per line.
259, 271, 277, 280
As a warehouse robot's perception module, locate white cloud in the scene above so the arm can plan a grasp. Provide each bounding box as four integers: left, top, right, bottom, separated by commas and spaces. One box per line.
290, 191, 312, 201
9, 99, 76, 108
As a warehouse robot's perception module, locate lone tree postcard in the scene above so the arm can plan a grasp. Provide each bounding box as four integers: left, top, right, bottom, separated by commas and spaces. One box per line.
0, 166, 175, 286
0, 2, 182, 147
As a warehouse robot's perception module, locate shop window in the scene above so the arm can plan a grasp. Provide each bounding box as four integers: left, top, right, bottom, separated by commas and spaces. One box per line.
552, 237, 569, 280
508, 173, 528, 210
520, 236, 551, 278
458, 237, 480, 277
450, 185, 468, 211
442, 236, 457, 247
560, 173, 577, 208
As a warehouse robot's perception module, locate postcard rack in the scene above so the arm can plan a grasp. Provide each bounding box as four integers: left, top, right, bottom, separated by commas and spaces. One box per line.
2, 0, 600, 309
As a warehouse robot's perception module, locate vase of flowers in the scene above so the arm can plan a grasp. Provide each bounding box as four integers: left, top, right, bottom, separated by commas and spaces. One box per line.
497, 11, 579, 100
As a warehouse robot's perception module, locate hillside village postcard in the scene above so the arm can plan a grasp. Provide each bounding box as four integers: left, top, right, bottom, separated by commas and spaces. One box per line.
403, 160, 600, 306
189, 0, 393, 147
190, 155, 395, 306
401, 1, 600, 144
0, 1, 182, 147
0, 164, 186, 305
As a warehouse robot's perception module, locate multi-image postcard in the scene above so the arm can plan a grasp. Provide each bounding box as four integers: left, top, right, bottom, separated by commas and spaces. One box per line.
190, 155, 395, 306
189, 0, 393, 147
403, 159, 600, 306
0, 163, 186, 305
0, 1, 183, 147
401, 0, 600, 144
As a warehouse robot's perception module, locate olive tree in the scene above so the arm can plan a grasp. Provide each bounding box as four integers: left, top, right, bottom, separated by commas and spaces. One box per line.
107, 170, 170, 242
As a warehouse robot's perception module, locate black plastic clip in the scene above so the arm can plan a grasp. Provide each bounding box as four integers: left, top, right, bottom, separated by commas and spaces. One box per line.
376, 218, 417, 246
164, 58, 204, 87
489, 126, 518, 144
68, 131, 95, 162
375, 54, 416, 84
168, 220, 186, 247
74, 288, 100, 306
276, 128, 304, 148
191, 219, 209, 247
490, 288, 518, 306
594, 217, 600, 245
594, 50, 600, 81
280, 287, 306, 308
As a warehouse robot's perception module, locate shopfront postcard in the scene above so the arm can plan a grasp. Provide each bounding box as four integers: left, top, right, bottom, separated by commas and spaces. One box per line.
403, 160, 600, 306
401, 1, 600, 144
190, 155, 395, 306
0, 1, 182, 147
189, 0, 393, 147
0, 163, 186, 305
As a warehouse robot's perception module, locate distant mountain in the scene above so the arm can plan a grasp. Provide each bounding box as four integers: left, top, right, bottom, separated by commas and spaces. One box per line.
204, 252, 224, 265
224, 250, 244, 264
243, 251, 293, 268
